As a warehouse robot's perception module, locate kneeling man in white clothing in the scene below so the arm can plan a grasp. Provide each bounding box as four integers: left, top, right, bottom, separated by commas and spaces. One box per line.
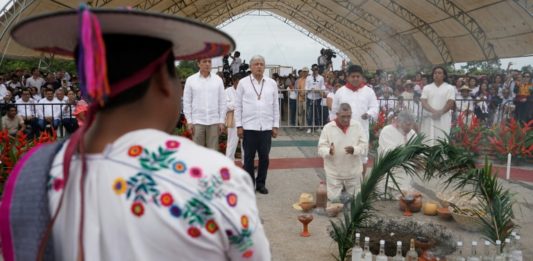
318, 103, 368, 202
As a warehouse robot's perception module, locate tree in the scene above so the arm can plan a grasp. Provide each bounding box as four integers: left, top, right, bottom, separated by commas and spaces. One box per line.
176, 61, 198, 80
521, 65, 532, 73
460, 59, 502, 75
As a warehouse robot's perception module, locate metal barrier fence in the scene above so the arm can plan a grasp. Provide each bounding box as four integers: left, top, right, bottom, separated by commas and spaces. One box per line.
1, 102, 77, 137
275, 89, 516, 129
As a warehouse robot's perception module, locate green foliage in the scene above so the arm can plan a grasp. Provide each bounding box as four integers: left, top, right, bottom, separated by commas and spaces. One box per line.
176, 60, 199, 80
330, 135, 517, 260
521, 65, 532, 74
0, 57, 76, 75
460, 59, 502, 75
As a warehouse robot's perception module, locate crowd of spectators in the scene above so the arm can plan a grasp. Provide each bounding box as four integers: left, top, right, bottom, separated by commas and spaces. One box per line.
270, 63, 532, 129
0, 67, 87, 138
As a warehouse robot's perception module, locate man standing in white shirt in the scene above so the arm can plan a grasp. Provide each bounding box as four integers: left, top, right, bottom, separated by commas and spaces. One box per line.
225, 73, 243, 161
36, 88, 61, 132
305, 64, 325, 133
25, 68, 46, 93
15, 88, 37, 137
420, 66, 455, 145
183, 58, 226, 151
230, 51, 242, 75
235, 55, 280, 194
332, 64, 379, 175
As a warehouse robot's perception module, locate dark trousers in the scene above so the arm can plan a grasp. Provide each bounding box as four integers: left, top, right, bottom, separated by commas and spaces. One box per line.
243, 130, 272, 189
322, 105, 329, 125
289, 99, 297, 126
62, 118, 79, 134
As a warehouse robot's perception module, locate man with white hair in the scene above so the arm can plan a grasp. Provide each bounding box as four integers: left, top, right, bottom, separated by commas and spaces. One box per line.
318, 103, 367, 202
235, 55, 280, 194
378, 111, 417, 197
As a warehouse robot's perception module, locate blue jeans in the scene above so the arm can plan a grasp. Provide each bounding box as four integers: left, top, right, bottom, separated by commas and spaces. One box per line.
306, 99, 321, 127
322, 106, 329, 125
289, 99, 297, 126
37, 118, 61, 131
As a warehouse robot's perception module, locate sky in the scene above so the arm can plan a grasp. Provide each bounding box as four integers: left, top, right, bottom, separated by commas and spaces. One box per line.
214, 11, 533, 74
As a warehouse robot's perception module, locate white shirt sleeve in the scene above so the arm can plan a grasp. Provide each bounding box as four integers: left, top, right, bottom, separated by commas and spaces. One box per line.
272, 82, 280, 128
218, 78, 227, 124
183, 76, 193, 124
234, 81, 244, 128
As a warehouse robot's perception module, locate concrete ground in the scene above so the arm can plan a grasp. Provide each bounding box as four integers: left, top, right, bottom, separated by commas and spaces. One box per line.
255, 129, 533, 260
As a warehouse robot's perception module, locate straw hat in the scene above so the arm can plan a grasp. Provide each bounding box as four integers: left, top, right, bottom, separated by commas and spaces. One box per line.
459, 85, 471, 92
292, 193, 314, 210
403, 80, 414, 87
301, 67, 310, 72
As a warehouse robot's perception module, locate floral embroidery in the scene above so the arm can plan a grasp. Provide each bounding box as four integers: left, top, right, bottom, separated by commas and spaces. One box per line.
139, 146, 178, 172
242, 250, 254, 259
165, 140, 181, 150
226, 227, 253, 253
160, 193, 174, 206
189, 167, 203, 178
205, 219, 219, 234
128, 145, 143, 157
170, 205, 182, 217
220, 167, 231, 181
183, 198, 213, 226
188, 227, 202, 238
198, 175, 225, 200
126, 173, 161, 206
226, 193, 238, 207
172, 161, 187, 174
241, 215, 249, 229
113, 177, 127, 195
53, 178, 64, 191
131, 202, 145, 217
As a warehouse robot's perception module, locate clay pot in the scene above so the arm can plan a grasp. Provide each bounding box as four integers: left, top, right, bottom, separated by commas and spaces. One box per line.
399, 193, 423, 212
437, 207, 452, 221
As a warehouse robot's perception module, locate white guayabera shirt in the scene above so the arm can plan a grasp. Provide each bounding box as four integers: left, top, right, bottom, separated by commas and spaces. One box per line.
48, 129, 270, 261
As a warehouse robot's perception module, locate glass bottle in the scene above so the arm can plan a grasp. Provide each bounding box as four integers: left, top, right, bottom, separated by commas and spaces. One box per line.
406, 239, 418, 261
456, 241, 466, 261
511, 235, 522, 261
363, 237, 372, 261
494, 240, 504, 261
392, 241, 404, 261
503, 238, 511, 260
352, 233, 363, 261
481, 240, 493, 261
376, 240, 388, 261
467, 241, 480, 261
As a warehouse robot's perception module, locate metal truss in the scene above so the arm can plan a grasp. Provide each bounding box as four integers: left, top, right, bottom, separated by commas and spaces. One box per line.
513, 0, 533, 16
161, 0, 191, 16
267, 8, 369, 68
303, 0, 401, 67
216, 10, 255, 28
425, 0, 497, 60
201, 0, 256, 24
87, 0, 113, 8
0, 0, 35, 44
38, 52, 55, 72
269, 0, 380, 68
133, 0, 164, 10
374, 0, 453, 64
333, 0, 429, 67
265, 11, 355, 64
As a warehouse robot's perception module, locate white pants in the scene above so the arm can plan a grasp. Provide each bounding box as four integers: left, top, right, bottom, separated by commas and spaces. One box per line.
325, 176, 360, 202
226, 127, 240, 161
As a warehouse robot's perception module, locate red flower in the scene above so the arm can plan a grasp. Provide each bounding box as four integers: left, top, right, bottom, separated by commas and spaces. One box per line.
165, 140, 180, 150
242, 250, 254, 259
53, 178, 64, 191
160, 192, 174, 206
220, 167, 231, 181
131, 202, 145, 217
128, 145, 143, 157
241, 215, 249, 229
190, 167, 203, 178
205, 219, 219, 234
187, 227, 201, 238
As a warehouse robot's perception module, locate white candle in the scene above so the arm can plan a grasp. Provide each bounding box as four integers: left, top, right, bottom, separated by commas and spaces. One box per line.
506, 153, 511, 180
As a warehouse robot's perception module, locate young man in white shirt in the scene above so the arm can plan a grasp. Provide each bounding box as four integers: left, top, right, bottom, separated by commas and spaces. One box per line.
183, 58, 226, 151
318, 103, 367, 202
25, 67, 46, 93
332, 64, 379, 176
15, 88, 37, 137
36, 88, 62, 132
420, 66, 455, 145
235, 55, 280, 194
305, 64, 325, 133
